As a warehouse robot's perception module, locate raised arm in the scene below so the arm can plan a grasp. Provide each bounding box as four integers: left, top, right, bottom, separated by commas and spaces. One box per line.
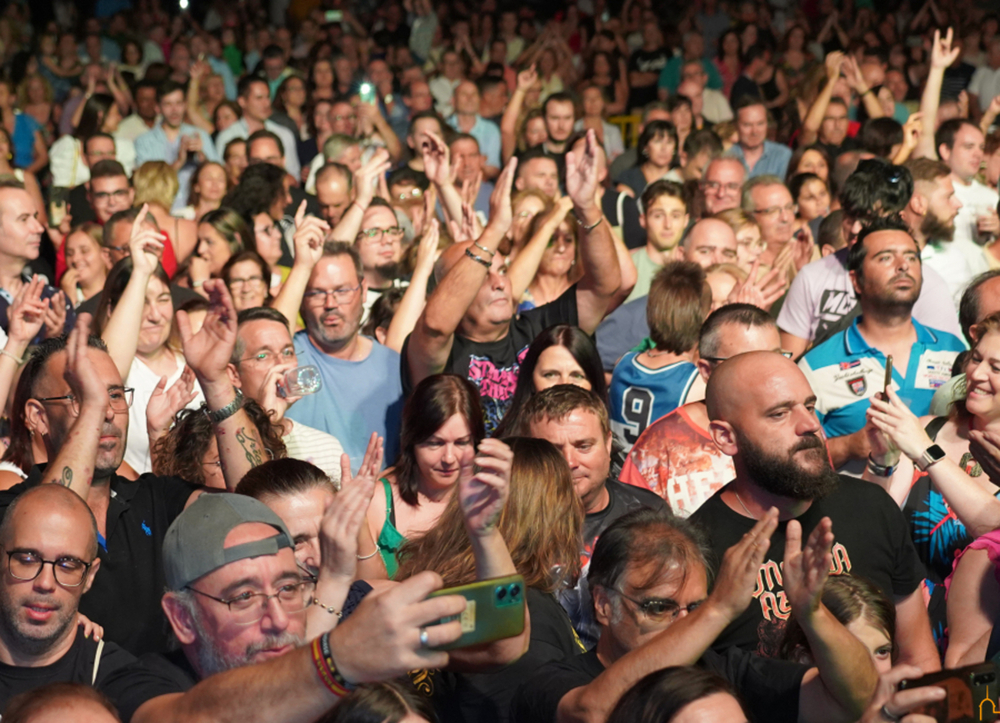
842, 56, 884, 120
556, 510, 780, 723
186, 61, 215, 134
100, 205, 167, 378
508, 196, 574, 300
0, 277, 47, 404
407, 158, 517, 385
384, 219, 440, 352
178, 280, 267, 491
271, 201, 329, 329
916, 28, 960, 160
785, 518, 879, 723
328, 149, 392, 243
568, 130, 621, 333
801, 52, 844, 147
868, 390, 1000, 537
422, 130, 467, 232
357, 102, 403, 163
501, 66, 537, 163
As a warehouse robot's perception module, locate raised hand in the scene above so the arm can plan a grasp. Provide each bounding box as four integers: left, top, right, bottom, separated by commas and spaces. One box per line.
783, 517, 834, 621
257, 360, 301, 421
859, 665, 944, 723
486, 156, 518, 235
565, 129, 600, 213
414, 219, 441, 276
8, 276, 49, 346
726, 259, 787, 310
63, 313, 110, 414
421, 131, 454, 188
177, 279, 238, 386
42, 291, 68, 339
866, 388, 934, 462
459, 438, 513, 539
841, 55, 866, 92
824, 50, 845, 80
129, 204, 166, 277
900, 112, 922, 151
707, 507, 779, 622
320, 434, 384, 577
146, 366, 198, 440
292, 200, 329, 268
354, 148, 392, 209
930, 27, 960, 70
516, 64, 539, 93
448, 201, 477, 243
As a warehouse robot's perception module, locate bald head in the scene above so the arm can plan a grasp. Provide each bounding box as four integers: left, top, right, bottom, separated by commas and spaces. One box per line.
0, 485, 99, 559
707, 351, 804, 420
682, 218, 738, 268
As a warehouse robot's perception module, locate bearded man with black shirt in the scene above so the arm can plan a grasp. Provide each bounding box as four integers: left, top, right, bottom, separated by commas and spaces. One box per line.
688, 351, 941, 673
511, 385, 667, 648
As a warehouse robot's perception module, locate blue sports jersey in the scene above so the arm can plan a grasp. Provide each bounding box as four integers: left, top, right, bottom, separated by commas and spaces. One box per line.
610, 352, 700, 450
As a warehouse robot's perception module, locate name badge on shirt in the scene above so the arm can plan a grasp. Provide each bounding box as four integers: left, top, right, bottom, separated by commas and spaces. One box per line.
915, 351, 958, 390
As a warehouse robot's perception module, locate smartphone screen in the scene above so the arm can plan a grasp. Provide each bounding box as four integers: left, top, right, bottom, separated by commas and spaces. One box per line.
325, 10, 343, 22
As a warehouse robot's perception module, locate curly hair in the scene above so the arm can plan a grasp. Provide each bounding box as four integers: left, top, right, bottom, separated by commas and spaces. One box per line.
151, 398, 287, 486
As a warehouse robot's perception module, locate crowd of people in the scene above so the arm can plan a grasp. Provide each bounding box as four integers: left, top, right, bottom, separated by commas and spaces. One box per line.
0, 0, 998, 720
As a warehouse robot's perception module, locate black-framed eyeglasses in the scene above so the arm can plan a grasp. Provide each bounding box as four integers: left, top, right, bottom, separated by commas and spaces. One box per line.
185, 580, 315, 625
4, 549, 93, 587
92, 189, 131, 203
612, 588, 703, 622
34, 387, 134, 415
357, 226, 404, 243
701, 351, 794, 364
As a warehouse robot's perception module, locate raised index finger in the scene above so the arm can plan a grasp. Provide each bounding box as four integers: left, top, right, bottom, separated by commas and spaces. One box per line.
131, 203, 150, 239
293, 200, 307, 228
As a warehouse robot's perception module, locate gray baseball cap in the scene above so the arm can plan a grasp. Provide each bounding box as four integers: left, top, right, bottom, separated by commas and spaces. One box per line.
163, 493, 294, 590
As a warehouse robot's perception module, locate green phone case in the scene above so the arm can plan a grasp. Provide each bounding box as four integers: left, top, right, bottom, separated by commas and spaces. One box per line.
426, 574, 526, 651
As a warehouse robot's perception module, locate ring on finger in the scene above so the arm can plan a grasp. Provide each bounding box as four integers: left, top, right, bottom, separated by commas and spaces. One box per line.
419, 627, 430, 648
879, 705, 902, 722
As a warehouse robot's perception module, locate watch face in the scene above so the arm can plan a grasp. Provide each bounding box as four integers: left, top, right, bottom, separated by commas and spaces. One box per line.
927, 444, 946, 462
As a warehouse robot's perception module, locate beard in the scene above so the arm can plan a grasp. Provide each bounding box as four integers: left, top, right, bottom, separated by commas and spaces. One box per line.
0, 587, 77, 657
735, 429, 840, 501
920, 210, 955, 243
189, 610, 304, 677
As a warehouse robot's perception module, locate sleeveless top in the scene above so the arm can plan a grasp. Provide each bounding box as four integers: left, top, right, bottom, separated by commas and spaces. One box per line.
377, 477, 407, 579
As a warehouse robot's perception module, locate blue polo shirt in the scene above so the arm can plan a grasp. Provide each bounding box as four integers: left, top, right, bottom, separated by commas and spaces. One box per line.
726, 140, 792, 179
798, 317, 964, 438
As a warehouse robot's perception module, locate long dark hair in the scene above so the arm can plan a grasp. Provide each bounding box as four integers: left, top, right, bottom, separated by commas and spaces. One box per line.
74, 93, 116, 140
394, 374, 485, 507
636, 119, 679, 169
607, 666, 747, 723
497, 325, 607, 437
94, 257, 172, 337
317, 680, 439, 723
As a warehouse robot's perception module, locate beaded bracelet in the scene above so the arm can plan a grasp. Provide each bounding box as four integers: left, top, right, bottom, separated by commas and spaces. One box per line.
313, 598, 343, 617
320, 631, 356, 691
464, 247, 492, 269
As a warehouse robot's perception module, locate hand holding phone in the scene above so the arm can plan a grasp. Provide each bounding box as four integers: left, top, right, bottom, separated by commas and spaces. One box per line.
426, 574, 526, 651
883, 355, 893, 399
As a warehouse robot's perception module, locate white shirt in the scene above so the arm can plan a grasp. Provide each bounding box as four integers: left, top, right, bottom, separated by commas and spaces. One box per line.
49, 134, 136, 188
124, 352, 205, 475
283, 421, 344, 485
953, 178, 999, 250
969, 65, 1000, 112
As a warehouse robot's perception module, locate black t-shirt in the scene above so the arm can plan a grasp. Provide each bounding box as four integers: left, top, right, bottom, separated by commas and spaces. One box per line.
730, 75, 762, 106
689, 476, 925, 657
0, 469, 198, 657
68, 183, 96, 226
561, 480, 668, 649
602, 189, 644, 250
0, 629, 136, 712
418, 588, 583, 723
815, 136, 862, 164
102, 648, 198, 721
402, 285, 579, 436
942, 62, 977, 100
627, 49, 669, 109
511, 644, 807, 723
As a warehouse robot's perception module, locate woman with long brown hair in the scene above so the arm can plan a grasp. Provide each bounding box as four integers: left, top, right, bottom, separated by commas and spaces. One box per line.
365, 374, 486, 578
395, 436, 585, 723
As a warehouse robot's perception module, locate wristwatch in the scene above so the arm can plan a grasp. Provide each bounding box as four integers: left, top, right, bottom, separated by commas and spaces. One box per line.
207, 388, 244, 424
915, 444, 946, 472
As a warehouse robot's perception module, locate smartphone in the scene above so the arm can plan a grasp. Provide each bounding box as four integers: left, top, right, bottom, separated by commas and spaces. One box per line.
884, 355, 893, 397
900, 662, 999, 721
324, 10, 343, 22
49, 187, 68, 228
426, 574, 526, 651
359, 81, 377, 105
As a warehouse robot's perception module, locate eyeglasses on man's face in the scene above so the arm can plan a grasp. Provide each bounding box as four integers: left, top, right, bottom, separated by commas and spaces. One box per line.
186, 579, 315, 625
4, 549, 93, 587
356, 226, 404, 243
34, 387, 135, 415
92, 189, 131, 203
612, 587, 703, 623
303, 285, 362, 306
700, 350, 794, 364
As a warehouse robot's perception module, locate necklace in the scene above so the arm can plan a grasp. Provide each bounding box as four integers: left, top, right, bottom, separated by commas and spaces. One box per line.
734, 490, 756, 520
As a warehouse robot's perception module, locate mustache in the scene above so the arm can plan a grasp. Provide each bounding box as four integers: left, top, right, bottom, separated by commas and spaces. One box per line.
890, 273, 916, 284
246, 632, 303, 659
791, 435, 825, 454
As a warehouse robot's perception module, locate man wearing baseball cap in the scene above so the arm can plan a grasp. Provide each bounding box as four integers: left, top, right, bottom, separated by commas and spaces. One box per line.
106, 492, 473, 722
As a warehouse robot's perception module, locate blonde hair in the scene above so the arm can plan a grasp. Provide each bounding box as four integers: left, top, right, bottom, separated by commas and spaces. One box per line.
714, 208, 759, 236
132, 161, 180, 209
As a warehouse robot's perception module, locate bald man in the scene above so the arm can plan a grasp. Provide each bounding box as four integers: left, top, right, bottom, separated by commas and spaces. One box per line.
314, 162, 353, 228
446, 80, 501, 179
688, 351, 940, 673
681, 218, 739, 269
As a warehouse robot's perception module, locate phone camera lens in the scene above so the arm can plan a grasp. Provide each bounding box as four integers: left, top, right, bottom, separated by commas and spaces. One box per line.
496, 587, 507, 600
509, 584, 521, 598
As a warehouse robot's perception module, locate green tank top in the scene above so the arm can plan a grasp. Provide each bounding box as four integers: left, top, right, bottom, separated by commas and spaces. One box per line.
377, 478, 407, 579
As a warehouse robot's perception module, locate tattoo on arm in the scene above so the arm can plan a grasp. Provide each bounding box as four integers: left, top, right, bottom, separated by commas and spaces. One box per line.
234, 427, 263, 467
58, 467, 73, 487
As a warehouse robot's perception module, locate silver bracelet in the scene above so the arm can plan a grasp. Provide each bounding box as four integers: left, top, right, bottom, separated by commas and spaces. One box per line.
472, 240, 495, 257
356, 546, 380, 560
